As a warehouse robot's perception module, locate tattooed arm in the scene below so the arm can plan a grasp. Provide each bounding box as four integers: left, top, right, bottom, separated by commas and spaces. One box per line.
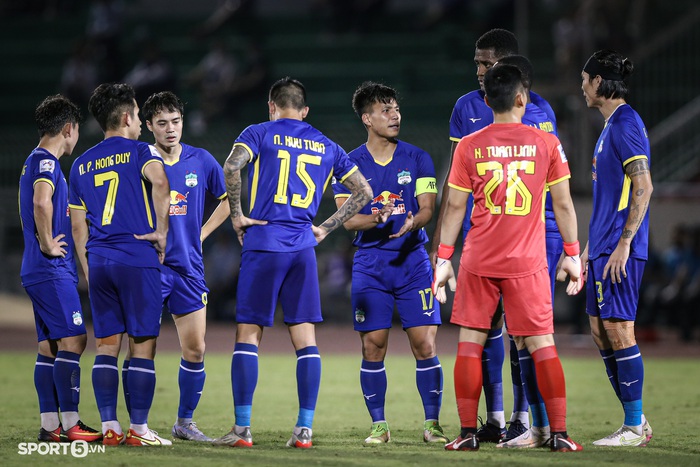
224, 145, 267, 246
313, 170, 372, 243
603, 158, 654, 283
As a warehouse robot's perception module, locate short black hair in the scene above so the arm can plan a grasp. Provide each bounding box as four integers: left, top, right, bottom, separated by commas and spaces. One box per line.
475, 29, 519, 59
142, 91, 184, 122
484, 64, 525, 113
35, 94, 81, 138
496, 55, 534, 90
587, 49, 634, 100
351, 81, 398, 120
88, 83, 137, 132
269, 77, 306, 110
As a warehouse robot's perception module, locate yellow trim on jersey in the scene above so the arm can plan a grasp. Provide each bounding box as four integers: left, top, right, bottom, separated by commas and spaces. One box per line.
216, 192, 228, 200
622, 155, 648, 166
334, 193, 351, 200
338, 165, 358, 184
68, 200, 86, 211
322, 170, 334, 193
249, 153, 261, 211
372, 155, 394, 167
449, 136, 462, 143
163, 156, 180, 166
618, 175, 632, 211
415, 177, 438, 195
447, 182, 472, 193
546, 174, 571, 188
141, 180, 154, 228
141, 158, 164, 179
33, 178, 55, 192
233, 142, 254, 163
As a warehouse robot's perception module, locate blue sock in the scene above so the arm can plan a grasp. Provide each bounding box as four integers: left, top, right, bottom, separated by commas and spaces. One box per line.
416, 356, 443, 421
35, 354, 58, 414
483, 328, 505, 417
92, 355, 119, 422
128, 358, 156, 425
509, 336, 528, 413
295, 346, 321, 429
600, 348, 622, 401
232, 343, 258, 427
54, 351, 81, 413
518, 348, 549, 427
122, 360, 131, 415
360, 360, 387, 423
614, 345, 644, 427
178, 359, 205, 419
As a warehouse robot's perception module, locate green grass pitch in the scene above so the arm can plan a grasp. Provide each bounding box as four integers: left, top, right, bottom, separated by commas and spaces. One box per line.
1, 352, 699, 466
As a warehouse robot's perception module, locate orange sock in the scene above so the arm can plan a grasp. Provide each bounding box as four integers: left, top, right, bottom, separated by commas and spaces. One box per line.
454, 342, 483, 428
532, 345, 567, 432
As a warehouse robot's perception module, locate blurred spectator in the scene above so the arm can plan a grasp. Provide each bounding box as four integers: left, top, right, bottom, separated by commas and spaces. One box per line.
312, 0, 388, 38
86, 0, 124, 82
203, 228, 240, 321
190, 0, 257, 40
123, 39, 177, 105
60, 38, 99, 114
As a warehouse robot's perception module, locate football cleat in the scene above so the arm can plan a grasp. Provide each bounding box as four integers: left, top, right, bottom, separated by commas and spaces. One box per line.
37, 425, 64, 443
62, 420, 103, 442
125, 428, 172, 446
592, 425, 646, 447
642, 415, 653, 445
364, 422, 390, 444
171, 421, 212, 442
503, 420, 528, 442
102, 429, 125, 446
212, 426, 253, 448
550, 433, 583, 452
423, 420, 449, 443
475, 417, 506, 443
497, 425, 550, 448
286, 426, 312, 448
445, 432, 479, 451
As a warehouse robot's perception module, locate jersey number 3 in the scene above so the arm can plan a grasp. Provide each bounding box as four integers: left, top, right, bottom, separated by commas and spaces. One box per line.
274, 150, 321, 209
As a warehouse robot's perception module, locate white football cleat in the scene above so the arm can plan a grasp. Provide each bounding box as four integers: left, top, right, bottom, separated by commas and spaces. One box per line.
592, 425, 646, 447
497, 425, 550, 448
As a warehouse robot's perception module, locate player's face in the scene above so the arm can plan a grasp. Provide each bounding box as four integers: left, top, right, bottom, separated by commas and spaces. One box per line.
65, 122, 80, 156
365, 100, 400, 139
581, 71, 601, 108
148, 110, 183, 149
474, 48, 499, 91
129, 100, 142, 139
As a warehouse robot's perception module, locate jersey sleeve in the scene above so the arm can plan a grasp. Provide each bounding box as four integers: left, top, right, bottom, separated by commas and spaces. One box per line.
447, 138, 473, 193
615, 118, 649, 166
140, 143, 164, 178
203, 151, 227, 199
448, 101, 464, 142
415, 149, 438, 196
68, 161, 85, 210
233, 124, 264, 163
33, 157, 58, 192
332, 144, 358, 184
545, 134, 571, 187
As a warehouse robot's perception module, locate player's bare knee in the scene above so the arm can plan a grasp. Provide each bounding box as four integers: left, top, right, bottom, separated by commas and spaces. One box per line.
183, 341, 206, 362
58, 334, 87, 354
602, 320, 636, 350
410, 340, 437, 360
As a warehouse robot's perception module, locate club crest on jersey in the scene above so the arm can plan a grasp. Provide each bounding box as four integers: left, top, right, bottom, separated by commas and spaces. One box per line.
598, 140, 604, 154
397, 170, 411, 185
39, 159, 55, 173
72, 311, 83, 326
355, 308, 365, 323
185, 171, 198, 187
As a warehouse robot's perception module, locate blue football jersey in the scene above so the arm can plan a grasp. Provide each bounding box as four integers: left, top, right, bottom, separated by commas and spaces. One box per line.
68, 136, 165, 267
332, 140, 438, 251
589, 104, 650, 261
234, 118, 357, 252
19, 148, 78, 286
162, 143, 226, 279
449, 91, 558, 236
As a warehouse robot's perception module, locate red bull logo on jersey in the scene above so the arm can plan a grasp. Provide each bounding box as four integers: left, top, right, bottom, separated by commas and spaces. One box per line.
169, 190, 188, 216
370, 190, 405, 215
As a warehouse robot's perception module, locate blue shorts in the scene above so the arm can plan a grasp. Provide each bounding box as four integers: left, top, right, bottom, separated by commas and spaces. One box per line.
88, 254, 162, 338
351, 247, 440, 332
236, 248, 322, 327
546, 233, 563, 300
25, 279, 86, 342
161, 266, 209, 315
586, 255, 645, 321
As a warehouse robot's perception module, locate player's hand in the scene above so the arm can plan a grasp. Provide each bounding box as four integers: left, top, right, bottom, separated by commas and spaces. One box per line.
555, 252, 566, 282
603, 242, 630, 284
134, 231, 167, 264
432, 257, 456, 304
312, 225, 329, 244
560, 255, 583, 295
232, 215, 268, 246
376, 202, 394, 225
389, 210, 414, 239
39, 233, 68, 258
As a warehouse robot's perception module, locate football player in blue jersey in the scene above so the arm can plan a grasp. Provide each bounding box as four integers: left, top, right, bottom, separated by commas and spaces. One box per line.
19, 95, 102, 443
69, 83, 172, 446
580, 49, 654, 447
332, 81, 448, 445
432, 29, 558, 444
212, 77, 372, 449
123, 91, 228, 442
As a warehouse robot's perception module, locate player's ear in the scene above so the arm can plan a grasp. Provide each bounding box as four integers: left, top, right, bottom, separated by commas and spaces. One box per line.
301, 106, 309, 119
61, 121, 73, 138
484, 95, 492, 110
145, 119, 153, 132
267, 101, 275, 119
361, 113, 372, 127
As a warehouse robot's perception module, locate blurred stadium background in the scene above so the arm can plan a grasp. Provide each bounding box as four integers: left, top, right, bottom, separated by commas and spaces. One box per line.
1, 0, 699, 341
